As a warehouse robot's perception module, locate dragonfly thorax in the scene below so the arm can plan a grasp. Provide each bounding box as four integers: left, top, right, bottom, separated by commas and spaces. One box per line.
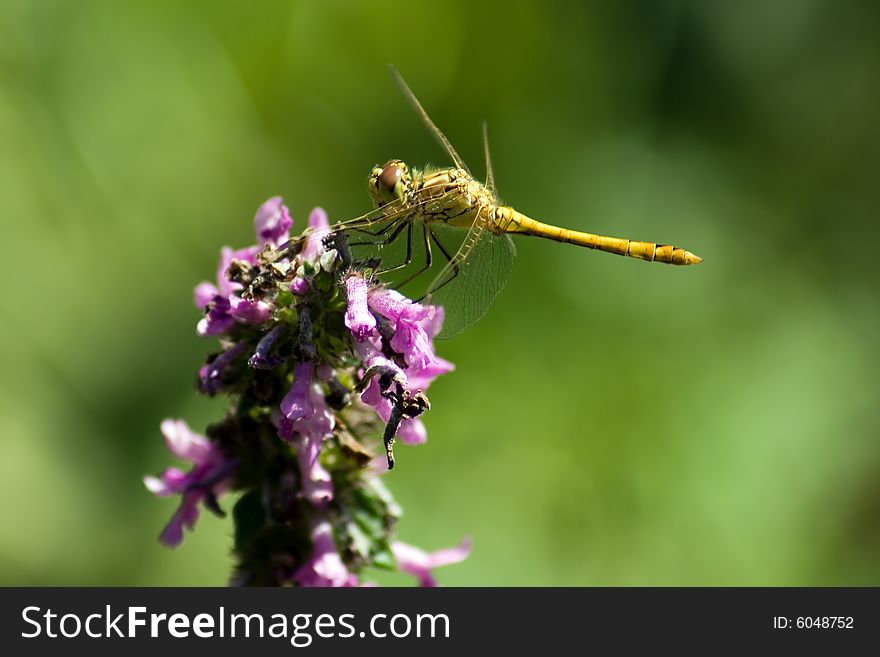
369, 158, 499, 230
413, 166, 498, 229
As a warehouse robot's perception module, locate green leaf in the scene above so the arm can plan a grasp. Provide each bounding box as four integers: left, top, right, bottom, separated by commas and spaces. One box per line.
346, 520, 373, 561
275, 289, 295, 308
371, 542, 396, 570
313, 270, 334, 293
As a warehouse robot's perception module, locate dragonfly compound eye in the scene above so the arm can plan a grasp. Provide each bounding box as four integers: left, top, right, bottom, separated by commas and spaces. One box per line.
378, 163, 402, 192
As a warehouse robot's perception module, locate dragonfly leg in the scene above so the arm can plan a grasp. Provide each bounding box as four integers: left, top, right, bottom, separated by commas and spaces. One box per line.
347, 219, 401, 246
274, 215, 395, 263
394, 223, 433, 289
430, 227, 457, 269
349, 218, 407, 255
376, 222, 414, 275
415, 227, 460, 301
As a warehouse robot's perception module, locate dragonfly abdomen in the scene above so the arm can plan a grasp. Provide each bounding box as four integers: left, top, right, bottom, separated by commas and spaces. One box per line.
494, 207, 702, 265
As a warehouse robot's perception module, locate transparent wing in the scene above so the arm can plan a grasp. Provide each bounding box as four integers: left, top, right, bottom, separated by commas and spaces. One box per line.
424, 215, 517, 339
335, 190, 465, 278
482, 121, 496, 195
389, 65, 472, 176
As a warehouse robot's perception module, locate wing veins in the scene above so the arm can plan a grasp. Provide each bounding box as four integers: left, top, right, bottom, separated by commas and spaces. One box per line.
389, 64, 472, 175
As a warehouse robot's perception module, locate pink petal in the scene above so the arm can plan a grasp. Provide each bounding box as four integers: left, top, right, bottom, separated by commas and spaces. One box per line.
194, 282, 219, 310
280, 363, 315, 421
392, 538, 470, 587
294, 520, 358, 587
398, 417, 427, 445
253, 196, 292, 246
344, 274, 377, 342
290, 277, 309, 295
301, 207, 330, 262
229, 296, 272, 324
160, 419, 213, 464
158, 493, 202, 548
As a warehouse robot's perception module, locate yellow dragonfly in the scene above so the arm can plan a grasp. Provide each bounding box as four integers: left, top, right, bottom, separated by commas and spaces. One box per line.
280, 65, 701, 338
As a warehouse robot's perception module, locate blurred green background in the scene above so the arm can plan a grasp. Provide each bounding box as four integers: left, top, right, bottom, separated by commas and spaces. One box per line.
1, 0, 878, 586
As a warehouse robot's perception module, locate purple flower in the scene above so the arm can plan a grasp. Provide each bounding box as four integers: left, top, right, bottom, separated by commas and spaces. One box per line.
196, 295, 235, 337
391, 538, 471, 587
368, 289, 446, 372
398, 416, 427, 445
353, 333, 404, 378
194, 245, 264, 336
351, 304, 452, 446
143, 419, 237, 547
253, 196, 292, 247
301, 207, 330, 263
280, 362, 315, 422
211, 246, 259, 299
277, 362, 335, 504
294, 422, 334, 506
194, 282, 218, 310
199, 342, 247, 395
193, 200, 292, 337
229, 296, 272, 324
290, 276, 309, 295
353, 338, 426, 444
284, 392, 335, 505
360, 375, 427, 445
248, 325, 284, 370
157, 196, 467, 586
294, 520, 359, 587
344, 274, 377, 342
405, 354, 455, 391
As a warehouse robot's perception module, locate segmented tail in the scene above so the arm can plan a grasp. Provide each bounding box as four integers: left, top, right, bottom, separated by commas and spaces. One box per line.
495, 207, 702, 265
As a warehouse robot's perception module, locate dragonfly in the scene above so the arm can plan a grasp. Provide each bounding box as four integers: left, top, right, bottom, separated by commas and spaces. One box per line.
278, 65, 702, 338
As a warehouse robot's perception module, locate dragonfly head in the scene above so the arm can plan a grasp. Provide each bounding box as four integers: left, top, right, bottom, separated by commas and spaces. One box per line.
369, 159, 411, 208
